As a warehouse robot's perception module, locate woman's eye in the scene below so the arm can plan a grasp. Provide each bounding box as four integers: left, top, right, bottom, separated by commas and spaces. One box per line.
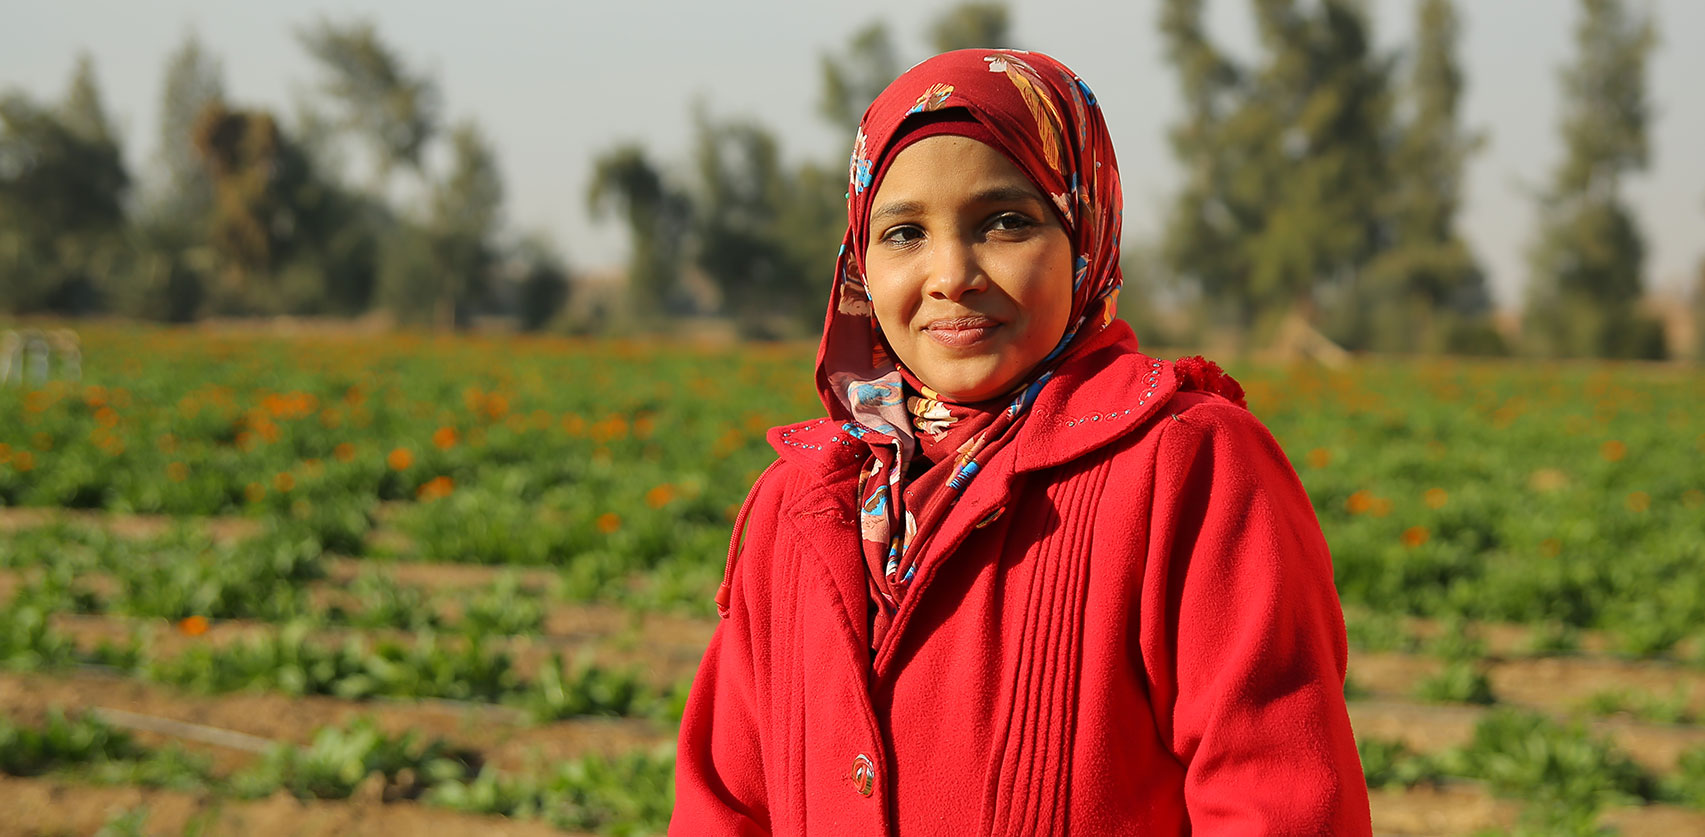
881, 225, 923, 245
989, 212, 1035, 232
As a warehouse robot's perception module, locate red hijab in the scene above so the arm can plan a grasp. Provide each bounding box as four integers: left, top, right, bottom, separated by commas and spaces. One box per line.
814, 50, 1124, 649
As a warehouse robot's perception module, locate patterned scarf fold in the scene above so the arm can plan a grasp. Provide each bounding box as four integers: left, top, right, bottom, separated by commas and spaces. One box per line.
814, 50, 1124, 650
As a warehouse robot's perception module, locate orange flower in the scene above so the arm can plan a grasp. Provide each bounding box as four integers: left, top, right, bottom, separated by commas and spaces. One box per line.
645, 483, 676, 509
1600, 440, 1627, 462
9, 451, 32, 472
333, 442, 356, 462
166, 462, 189, 483
1625, 491, 1650, 513
177, 615, 209, 636
1424, 488, 1449, 509
1401, 526, 1429, 548
1369, 497, 1393, 518
417, 475, 455, 501
1346, 491, 1374, 515
596, 512, 622, 534
274, 472, 296, 493
1306, 448, 1331, 469
387, 447, 413, 470
432, 426, 458, 450
244, 482, 266, 503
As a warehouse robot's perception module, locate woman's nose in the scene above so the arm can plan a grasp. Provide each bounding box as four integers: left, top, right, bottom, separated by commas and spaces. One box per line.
923, 235, 987, 300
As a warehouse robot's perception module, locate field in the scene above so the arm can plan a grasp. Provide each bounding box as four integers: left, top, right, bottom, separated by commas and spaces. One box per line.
2, 324, 1703, 835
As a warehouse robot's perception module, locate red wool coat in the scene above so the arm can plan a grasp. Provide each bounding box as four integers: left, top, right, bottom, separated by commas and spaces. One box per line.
671, 323, 1372, 835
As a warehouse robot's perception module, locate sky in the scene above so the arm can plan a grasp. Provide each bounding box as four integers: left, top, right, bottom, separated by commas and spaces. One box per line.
4, 0, 1702, 311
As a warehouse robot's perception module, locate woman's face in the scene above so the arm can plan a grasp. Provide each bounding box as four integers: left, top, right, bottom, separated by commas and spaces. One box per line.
864, 135, 1073, 403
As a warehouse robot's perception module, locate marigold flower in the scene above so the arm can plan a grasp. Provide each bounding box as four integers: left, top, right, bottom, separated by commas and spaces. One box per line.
387, 447, 413, 470
1346, 491, 1374, 515
417, 475, 454, 501
1306, 448, 1331, 469
244, 482, 266, 503
177, 615, 209, 636
1401, 526, 1429, 548
1600, 440, 1627, 462
646, 483, 676, 509
1424, 488, 1448, 509
1625, 491, 1650, 513
333, 442, 356, 462
274, 472, 296, 493
596, 512, 622, 534
432, 426, 458, 450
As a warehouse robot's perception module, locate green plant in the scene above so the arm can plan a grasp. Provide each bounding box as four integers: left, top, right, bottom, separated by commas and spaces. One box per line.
233, 716, 471, 801
429, 749, 676, 835
1440, 708, 1660, 813
1357, 736, 1440, 789
1415, 660, 1496, 705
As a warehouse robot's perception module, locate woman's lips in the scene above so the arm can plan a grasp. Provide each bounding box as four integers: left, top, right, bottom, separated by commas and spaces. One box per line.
924, 316, 1001, 348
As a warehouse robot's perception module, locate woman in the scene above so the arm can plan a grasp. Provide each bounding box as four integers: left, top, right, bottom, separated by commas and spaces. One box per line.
672, 49, 1371, 835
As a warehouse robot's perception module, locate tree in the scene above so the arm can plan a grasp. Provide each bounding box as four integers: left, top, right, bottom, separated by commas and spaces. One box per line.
296, 18, 440, 183
588, 144, 692, 328
1523, 0, 1662, 358
0, 55, 130, 313
818, 23, 901, 130
1159, 0, 1394, 343
928, 2, 1012, 52
424, 120, 503, 328
1352, 0, 1494, 353
153, 32, 225, 224
1157, 0, 1248, 331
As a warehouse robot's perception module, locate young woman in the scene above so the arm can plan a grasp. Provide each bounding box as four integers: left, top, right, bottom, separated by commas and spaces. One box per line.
671, 49, 1371, 835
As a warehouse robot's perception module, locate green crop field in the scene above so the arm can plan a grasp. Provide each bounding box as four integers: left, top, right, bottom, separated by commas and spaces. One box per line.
2, 324, 1703, 835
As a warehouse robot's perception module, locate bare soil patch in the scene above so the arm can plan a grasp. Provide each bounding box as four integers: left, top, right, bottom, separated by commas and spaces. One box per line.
0, 775, 579, 837
0, 670, 672, 775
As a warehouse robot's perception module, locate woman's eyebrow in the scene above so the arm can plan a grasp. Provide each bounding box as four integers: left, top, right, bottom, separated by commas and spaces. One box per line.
869, 200, 924, 226
869, 186, 1046, 227
972, 185, 1045, 206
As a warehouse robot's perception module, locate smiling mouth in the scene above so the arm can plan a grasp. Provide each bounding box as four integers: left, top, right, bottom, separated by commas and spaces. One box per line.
923, 316, 1001, 348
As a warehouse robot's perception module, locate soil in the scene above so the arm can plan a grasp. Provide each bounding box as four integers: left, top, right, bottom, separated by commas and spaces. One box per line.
0, 775, 582, 837
8, 508, 1705, 834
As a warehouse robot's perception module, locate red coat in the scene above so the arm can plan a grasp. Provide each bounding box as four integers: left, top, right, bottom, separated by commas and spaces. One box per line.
671, 323, 1371, 835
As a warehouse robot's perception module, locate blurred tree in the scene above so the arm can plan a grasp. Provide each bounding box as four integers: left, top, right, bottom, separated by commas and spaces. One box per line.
588, 144, 692, 328
928, 2, 1012, 52
423, 120, 503, 328
819, 23, 901, 130
154, 32, 225, 225
1160, 0, 1393, 346
1351, 0, 1495, 353
1523, 0, 1663, 358
0, 55, 130, 314
509, 233, 572, 332
296, 17, 440, 184
691, 109, 827, 337
190, 103, 311, 310
1157, 0, 1247, 333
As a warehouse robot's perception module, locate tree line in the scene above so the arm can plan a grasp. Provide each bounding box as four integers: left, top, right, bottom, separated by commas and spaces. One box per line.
1, 0, 1699, 358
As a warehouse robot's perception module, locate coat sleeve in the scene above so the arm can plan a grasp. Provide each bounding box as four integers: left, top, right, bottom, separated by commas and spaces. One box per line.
1137, 395, 1372, 834
669, 472, 779, 836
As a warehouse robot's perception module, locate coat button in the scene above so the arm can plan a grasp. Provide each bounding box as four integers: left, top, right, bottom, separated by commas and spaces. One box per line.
850, 754, 876, 797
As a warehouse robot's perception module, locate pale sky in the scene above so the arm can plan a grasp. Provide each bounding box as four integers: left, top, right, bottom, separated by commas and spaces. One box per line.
4, 0, 1702, 310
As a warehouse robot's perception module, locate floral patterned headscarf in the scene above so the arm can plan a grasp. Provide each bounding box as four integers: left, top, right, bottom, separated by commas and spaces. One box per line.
814, 49, 1123, 650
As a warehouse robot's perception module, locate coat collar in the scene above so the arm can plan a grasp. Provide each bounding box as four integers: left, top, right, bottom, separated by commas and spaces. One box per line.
769, 320, 1177, 481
